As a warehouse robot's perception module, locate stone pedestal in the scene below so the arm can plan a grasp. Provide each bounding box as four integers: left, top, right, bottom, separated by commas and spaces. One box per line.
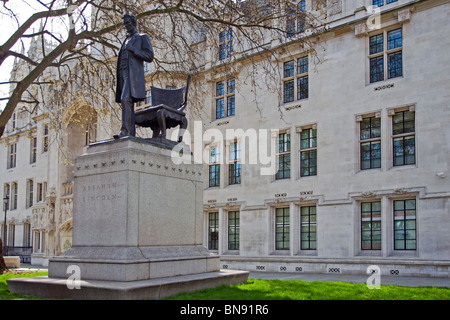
8, 138, 248, 299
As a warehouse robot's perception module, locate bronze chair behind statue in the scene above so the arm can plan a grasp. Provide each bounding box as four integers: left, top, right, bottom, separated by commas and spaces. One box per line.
135, 75, 190, 142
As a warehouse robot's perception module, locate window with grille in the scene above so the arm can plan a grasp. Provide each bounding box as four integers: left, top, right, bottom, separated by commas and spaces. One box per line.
283, 56, 309, 103
228, 211, 240, 250
301, 206, 317, 250
369, 28, 402, 83
215, 79, 235, 119
275, 207, 290, 250
360, 116, 381, 170
276, 132, 291, 180
300, 127, 317, 177
392, 110, 415, 166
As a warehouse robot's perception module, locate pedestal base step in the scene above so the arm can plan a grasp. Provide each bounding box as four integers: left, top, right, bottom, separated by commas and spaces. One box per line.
7, 269, 249, 300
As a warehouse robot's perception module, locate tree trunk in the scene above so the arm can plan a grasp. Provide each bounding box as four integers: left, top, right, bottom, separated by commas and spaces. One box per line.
0, 238, 9, 274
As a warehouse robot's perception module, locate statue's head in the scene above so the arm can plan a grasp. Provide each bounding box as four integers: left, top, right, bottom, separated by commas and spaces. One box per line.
123, 13, 137, 33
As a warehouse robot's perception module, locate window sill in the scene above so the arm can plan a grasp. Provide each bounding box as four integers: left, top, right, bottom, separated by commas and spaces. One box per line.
270, 250, 291, 256
366, 76, 403, 89
388, 164, 417, 171
296, 174, 317, 181
222, 250, 239, 255
225, 183, 241, 189
295, 250, 318, 257
212, 115, 235, 124
355, 251, 382, 257
283, 99, 308, 110
356, 167, 382, 174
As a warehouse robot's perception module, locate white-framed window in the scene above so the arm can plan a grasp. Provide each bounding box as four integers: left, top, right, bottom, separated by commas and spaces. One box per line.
373, 0, 398, 7
209, 145, 221, 187
42, 124, 49, 152
208, 212, 219, 250
286, 0, 306, 37
283, 56, 309, 103
369, 27, 403, 83
228, 140, 241, 185
275, 207, 290, 250
276, 132, 291, 180
227, 211, 240, 250
392, 109, 415, 166
3, 183, 10, 210
393, 199, 416, 250
300, 205, 317, 250
215, 79, 235, 119
11, 182, 18, 210
218, 28, 233, 60
361, 201, 382, 250
30, 137, 37, 164
359, 115, 381, 170
299, 126, 317, 177
36, 182, 47, 203
7, 143, 17, 169
26, 179, 34, 208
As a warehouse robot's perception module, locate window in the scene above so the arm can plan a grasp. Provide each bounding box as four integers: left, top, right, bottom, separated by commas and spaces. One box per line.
228, 211, 240, 250
37, 182, 46, 203
361, 202, 381, 250
208, 212, 219, 250
26, 179, 33, 208
393, 199, 416, 250
392, 110, 415, 166
85, 123, 97, 146
369, 28, 402, 83
276, 132, 291, 180
283, 56, 308, 103
215, 79, 235, 119
30, 137, 37, 164
11, 182, 18, 210
228, 141, 241, 185
43, 124, 49, 152
373, 0, 398, 7
209, 146, 221, 187
3, 183, 10, 210
300, 127, 317, 176
360, 116, 381, 170
275, 207, 290, 250
7, 143, 17, 169
286, 0, 306, 37
301, 206, 317, 250
219, 28, 233, 60
24, 223, 31, 247
8, 224, 15, 247
11, 113, 16, 130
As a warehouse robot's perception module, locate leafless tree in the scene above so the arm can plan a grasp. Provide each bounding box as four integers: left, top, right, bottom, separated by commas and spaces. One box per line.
0, 0, 328, 138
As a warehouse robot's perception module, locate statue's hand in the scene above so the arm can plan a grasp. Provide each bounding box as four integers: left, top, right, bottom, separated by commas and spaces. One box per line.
126, 42, 135, 53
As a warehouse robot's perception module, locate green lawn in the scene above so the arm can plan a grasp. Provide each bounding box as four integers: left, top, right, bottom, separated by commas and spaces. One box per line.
0, 271, 49, 300
165, 278, 450, 300
1, 271, 449, 300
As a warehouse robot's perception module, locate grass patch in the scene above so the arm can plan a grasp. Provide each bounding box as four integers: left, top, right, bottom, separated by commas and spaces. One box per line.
165, 278, 450, 300
1, 272, 449, 300
0, 270, 48, 300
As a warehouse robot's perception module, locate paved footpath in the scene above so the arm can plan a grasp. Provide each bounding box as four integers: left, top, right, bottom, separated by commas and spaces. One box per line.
249, 271, 450, 288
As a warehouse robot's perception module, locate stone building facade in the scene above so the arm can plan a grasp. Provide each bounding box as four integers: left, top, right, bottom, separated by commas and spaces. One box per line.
1, 0, 449, 277
198, 0, 450, 277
